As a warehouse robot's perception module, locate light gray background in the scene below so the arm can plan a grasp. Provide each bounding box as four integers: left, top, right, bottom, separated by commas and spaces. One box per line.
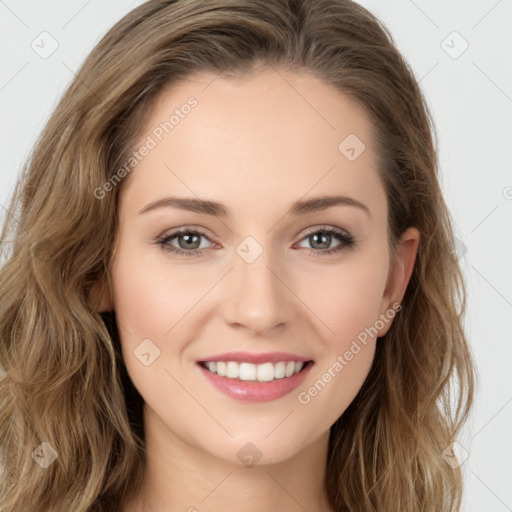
1, 1, 511, 510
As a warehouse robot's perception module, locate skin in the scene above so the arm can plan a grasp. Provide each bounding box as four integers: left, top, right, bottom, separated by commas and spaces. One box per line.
92, 67, 419, 511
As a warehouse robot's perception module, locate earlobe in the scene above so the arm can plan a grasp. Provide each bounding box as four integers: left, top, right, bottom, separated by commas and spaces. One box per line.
378, 226, 420, 335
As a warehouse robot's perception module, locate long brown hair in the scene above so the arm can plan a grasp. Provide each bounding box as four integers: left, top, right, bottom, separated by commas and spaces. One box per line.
0, 1, 476, 510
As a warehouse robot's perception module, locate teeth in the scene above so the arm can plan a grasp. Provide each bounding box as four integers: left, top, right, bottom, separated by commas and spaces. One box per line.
202, 360, 306, 382
274, 361, 286, 379
240, 362, 256, 381
216, 361, 226, 376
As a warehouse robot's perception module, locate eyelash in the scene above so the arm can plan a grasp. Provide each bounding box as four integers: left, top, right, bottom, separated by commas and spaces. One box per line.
155, 226, 355, 258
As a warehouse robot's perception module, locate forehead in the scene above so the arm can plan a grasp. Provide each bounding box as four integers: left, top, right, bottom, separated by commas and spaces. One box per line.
144, 67, 374, 159
119, 67, 385, 221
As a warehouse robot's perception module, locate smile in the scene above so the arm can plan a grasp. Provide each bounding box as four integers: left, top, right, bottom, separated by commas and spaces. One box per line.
199, 360, 309, 382
196, 351, 314, 402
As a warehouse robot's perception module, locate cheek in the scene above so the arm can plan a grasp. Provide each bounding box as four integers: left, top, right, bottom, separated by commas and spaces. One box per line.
110, 241, 220, 388
295, 258, 386, 425
297, 340, 376, 433
111, 242, 204, 338
298, 250, 388, 423
110, 243, 198, 403
303, 251, 389, 347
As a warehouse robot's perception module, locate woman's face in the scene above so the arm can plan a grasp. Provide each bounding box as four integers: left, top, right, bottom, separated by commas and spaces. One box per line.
103, 68, 418, 465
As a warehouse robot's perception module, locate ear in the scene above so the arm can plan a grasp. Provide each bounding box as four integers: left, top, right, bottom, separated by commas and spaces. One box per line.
377, 226, 420, 336
88, 275, 114, 313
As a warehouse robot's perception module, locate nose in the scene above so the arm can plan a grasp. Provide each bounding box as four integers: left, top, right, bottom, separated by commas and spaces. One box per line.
220, 247, 295, 336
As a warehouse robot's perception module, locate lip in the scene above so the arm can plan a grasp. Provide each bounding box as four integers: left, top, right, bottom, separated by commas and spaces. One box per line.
196, 351, 312, 364
197, 359, 314, 402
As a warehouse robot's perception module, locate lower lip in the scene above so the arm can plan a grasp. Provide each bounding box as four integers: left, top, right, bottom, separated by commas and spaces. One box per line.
197, 362, 313, 402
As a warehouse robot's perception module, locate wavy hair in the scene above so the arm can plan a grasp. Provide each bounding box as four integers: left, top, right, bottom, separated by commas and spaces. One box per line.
0, 0, 476, 510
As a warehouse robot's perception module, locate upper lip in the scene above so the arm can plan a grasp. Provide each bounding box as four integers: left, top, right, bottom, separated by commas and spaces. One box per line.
197, 351, 313, 364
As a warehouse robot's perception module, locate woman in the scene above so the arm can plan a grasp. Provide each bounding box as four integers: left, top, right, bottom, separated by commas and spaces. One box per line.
0, 0, 475, 510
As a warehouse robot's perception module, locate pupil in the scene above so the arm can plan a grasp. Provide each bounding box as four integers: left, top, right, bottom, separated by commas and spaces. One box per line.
311, 233, 330, 250
180, 234, 200, 250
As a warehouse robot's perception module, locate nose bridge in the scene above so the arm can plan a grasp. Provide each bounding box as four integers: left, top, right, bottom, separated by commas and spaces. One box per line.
222, 237, 293, 334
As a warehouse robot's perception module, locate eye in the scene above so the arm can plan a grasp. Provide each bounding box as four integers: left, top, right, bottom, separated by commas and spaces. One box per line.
156, 228, 215, 257
155, 225, 355, 258
294, 226, 355, 256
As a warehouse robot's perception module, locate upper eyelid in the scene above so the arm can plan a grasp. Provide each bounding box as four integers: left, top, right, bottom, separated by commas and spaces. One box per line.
301, 225, 350, 236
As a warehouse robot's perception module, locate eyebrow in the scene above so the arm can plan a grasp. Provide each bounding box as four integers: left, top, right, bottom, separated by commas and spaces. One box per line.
137, 194, 371, 218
